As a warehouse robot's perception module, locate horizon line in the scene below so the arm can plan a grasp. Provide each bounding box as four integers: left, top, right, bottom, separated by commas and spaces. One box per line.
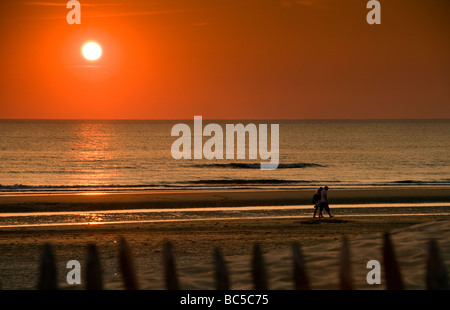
0, 118, 449, 121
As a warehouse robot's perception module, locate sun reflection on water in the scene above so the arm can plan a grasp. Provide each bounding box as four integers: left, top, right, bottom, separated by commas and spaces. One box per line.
68, 121, 118, 186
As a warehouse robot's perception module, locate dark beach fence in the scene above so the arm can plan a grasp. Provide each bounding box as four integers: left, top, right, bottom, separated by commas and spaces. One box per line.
33, 233, 448, 290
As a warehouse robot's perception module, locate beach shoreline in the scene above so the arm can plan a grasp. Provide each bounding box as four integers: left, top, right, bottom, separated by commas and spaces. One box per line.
0, 187, 449, 213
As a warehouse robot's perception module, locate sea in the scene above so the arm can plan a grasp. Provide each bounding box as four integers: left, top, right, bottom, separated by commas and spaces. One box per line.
0, 119, 449, 194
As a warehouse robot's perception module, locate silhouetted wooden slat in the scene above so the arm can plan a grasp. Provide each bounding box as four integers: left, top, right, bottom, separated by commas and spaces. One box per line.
38, 243, 58, 290
214, 247, 230, 290
119, 238, 139, 290
382, 233, 404, 290
32, 231, 448, 291
252, 243, 268, 290
339, 237, 353, 290
86, 244, 103, 290
426, 239, 449, 290
292, 243, 310, 290
164, 241, 179, 290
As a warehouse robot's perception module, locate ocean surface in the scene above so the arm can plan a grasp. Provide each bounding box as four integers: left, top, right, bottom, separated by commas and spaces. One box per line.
0, 119, 449, 194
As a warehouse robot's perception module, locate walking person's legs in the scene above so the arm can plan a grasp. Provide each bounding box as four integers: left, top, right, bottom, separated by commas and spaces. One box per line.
324, 203, 333, 217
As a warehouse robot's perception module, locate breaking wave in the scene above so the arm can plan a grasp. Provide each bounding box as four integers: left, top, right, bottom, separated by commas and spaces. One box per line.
193, 162, 325, 169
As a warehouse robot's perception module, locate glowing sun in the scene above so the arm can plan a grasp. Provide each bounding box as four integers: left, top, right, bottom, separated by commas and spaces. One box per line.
82, 42, 102, 61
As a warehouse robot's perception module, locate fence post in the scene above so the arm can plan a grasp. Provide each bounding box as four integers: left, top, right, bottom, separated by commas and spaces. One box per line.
382, 233, 404, 290
164, 241, 179, 290
292, 242, 310, 290
214, 247, 230, 290
86, 244, 103, 290
38, 243, 58, 290
119, 238, 139, 290
339, 237, 353, 290
252, 243, 268, 290
426, 239, 449, 290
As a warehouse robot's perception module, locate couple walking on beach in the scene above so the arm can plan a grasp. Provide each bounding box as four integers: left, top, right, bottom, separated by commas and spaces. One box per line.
313, 186, 334, 218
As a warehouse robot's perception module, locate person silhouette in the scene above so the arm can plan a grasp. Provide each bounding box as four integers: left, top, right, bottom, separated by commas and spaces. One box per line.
320, 186, 333, 217
313, 187, 324, 218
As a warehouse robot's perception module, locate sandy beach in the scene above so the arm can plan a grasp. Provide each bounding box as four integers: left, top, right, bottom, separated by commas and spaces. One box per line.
0, 188, 449, 290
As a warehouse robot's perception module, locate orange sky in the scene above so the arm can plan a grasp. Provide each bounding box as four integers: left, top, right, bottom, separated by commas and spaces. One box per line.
0, 0, 449, 119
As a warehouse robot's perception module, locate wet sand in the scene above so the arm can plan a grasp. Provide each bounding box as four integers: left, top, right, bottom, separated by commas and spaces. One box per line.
0, 187, 449, 213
